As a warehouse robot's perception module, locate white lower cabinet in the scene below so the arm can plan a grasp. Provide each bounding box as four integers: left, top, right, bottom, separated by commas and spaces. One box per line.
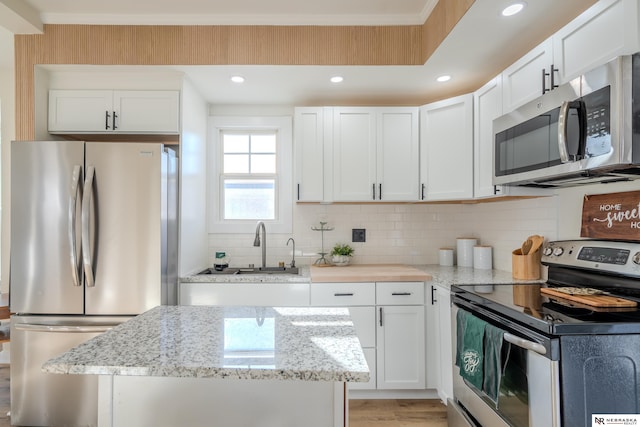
425, 283, 453, 403
311, 281, 426, 392
178, 282, 310, 306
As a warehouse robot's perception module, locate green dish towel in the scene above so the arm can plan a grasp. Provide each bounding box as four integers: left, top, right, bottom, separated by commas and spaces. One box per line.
483, 323, 507, 405
455, 309, 487, 390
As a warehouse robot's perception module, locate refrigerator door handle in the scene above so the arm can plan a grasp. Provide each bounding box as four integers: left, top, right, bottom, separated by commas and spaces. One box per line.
82, 165, 96, 288
69, 165, 83, 287
14, 323, 115, 333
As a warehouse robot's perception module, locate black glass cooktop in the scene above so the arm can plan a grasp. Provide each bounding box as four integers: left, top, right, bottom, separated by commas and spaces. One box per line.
452, 282, 640, 335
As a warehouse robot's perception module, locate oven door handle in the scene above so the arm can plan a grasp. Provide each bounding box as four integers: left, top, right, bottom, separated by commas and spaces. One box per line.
504, 332, 547, 355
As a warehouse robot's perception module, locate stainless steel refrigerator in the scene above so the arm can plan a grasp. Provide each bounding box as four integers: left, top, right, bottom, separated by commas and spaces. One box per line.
9, 140, 178, 426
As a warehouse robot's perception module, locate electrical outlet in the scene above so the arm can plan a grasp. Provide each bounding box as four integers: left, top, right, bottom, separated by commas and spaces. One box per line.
352, 229, 366, 243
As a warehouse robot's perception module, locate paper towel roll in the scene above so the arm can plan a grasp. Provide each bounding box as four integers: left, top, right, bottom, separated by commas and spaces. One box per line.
457, 238, 477, 267
439, 248, 454, 266
473, 245, 493, 270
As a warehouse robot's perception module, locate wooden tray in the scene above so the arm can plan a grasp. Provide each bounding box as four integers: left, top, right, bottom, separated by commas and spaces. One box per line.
541, 288, 637, 308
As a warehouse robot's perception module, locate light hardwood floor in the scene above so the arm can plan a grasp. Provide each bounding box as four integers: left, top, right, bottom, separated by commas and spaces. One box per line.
0, 365, 447, 427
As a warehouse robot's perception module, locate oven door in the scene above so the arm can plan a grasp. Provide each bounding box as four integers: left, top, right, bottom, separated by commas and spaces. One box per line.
451, 299, 561, 427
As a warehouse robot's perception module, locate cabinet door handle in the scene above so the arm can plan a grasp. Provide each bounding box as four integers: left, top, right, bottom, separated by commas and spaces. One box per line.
421, 183, 425, 200
391, 292, 412, 296
550, 64, 559, 91
105, 111, 110, 130
113, 111, 118, 130
542, 68, 549, 94
379, 307, 383, 327
379, 183, 382, 200
297, 183, 300, 201
431, 286, 437, 305
334, 293, 354, 297
372, 183, 376, 200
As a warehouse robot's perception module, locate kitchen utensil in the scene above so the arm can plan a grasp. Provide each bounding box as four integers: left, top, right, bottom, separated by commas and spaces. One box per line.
529, 235, 544, 254
521, 238, 533, 255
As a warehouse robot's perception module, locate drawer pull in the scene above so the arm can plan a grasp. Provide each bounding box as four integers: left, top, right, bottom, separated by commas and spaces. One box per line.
391, 292, 412, 296
334, 293, 354, 297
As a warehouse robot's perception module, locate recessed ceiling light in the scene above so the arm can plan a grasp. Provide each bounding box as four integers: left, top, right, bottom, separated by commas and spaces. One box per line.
436, 75, 451, 83
230, 76, 245, 83
502, 2, 526, 17
330, 76, 344, 83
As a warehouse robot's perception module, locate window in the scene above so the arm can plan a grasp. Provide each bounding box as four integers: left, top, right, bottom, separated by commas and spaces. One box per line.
209, 116, 292, 234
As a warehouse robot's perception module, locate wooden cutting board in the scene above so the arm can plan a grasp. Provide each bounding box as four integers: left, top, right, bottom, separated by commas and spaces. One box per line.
310, 264, 431, 283
541, 288, 637, 307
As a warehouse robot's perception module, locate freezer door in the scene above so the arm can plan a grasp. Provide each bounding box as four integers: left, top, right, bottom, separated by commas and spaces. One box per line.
10, 140, 85, 314
10, 315, 129, 427
84, 142, 163, 314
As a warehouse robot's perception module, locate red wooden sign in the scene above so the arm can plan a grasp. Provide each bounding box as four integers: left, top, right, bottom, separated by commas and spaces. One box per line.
581, 190, 640, 241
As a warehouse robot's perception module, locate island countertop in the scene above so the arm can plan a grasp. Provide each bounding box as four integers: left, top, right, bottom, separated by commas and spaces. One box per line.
43, 305, 370, 383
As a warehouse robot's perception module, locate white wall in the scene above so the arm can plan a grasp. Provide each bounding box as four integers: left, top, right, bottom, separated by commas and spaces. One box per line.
179, 77, 209, 276
208, 196, 560, 272
0, 27, 15, 294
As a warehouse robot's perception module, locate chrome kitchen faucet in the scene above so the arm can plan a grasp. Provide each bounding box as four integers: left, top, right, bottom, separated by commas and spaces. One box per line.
253, 221, 267, 268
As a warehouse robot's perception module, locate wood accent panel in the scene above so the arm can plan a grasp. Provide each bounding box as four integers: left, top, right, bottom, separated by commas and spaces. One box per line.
421, 0, 474, 63
14, 0, 477, 140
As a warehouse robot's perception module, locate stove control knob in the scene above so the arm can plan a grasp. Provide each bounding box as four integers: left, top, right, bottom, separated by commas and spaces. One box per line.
552, 247, 564, 256
633, 252, 640, 265
543, 246, 553, 256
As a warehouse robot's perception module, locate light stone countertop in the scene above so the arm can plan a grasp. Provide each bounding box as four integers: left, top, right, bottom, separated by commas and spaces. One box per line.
42, 305, 370, 383
180, 264, 538, 289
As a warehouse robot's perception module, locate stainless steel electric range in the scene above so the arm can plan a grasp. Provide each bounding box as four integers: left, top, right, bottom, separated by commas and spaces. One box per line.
449, 239, 640, 427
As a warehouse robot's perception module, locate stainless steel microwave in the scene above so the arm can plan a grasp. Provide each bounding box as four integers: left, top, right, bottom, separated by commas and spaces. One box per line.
493, 54, 640, 188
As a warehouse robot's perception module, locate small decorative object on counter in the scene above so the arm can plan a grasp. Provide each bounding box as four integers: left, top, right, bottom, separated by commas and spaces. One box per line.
311, 222, 334, 265
439, 248, 454, 266
331, 244, 354, 266
214, 251, 229, 271
457, 237, 477, 267
473, 246, 493, 270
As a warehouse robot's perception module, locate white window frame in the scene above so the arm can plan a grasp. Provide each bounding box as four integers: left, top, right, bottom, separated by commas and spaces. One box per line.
208, 116, 292, 234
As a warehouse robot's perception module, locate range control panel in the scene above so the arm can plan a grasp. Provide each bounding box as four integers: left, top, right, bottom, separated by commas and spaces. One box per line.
542, 239, 640, 277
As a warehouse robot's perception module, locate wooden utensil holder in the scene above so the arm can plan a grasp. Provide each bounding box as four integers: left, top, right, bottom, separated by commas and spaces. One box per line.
512, 248, 541, 280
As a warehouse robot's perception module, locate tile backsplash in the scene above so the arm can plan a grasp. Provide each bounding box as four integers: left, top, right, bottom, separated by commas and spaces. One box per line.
208, 196, 559, 272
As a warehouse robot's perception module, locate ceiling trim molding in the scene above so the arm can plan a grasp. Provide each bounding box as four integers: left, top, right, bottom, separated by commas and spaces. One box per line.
0, 0, 43, 34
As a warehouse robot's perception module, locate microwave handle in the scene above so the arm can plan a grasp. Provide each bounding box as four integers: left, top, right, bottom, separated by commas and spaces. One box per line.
557, 101, 571, 163
557, 100, 587, 163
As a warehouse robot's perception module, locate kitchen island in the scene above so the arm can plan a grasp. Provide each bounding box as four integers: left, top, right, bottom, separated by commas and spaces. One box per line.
43, 305, 369, 427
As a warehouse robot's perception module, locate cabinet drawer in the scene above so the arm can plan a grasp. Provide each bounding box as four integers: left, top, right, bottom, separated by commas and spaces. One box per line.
310, 282, 375, 306
376, 282, 424, 305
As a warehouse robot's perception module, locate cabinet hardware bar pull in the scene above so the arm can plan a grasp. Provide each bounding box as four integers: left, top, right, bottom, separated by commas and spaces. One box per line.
379, 183, 382, 200
550, 64, 559, 90
334, 293, 354, 297
105, 111, 110, 130
392, 292, 412, 296
542, 68, 550, 94
297, 183, 300, 201
372, 183, 376, 200
431, 286, 437, 305
421, 183, 425, 200
113, 111, 118, 130
379, 307, 383, 326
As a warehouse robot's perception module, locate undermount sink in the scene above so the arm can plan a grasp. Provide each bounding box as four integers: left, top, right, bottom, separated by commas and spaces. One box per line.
197, 266, 300, 275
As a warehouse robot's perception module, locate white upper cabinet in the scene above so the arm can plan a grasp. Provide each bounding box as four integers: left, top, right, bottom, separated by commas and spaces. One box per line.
553, 0, 640, 84
332, 107, 419, 202
420, 94, 473, 201
376, 109, 420, 201
332, 107, 377, 201
49, 89, 180, 134
473, 75, 503, 198
294, 107, 329, 202
501, 38, 554, 112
